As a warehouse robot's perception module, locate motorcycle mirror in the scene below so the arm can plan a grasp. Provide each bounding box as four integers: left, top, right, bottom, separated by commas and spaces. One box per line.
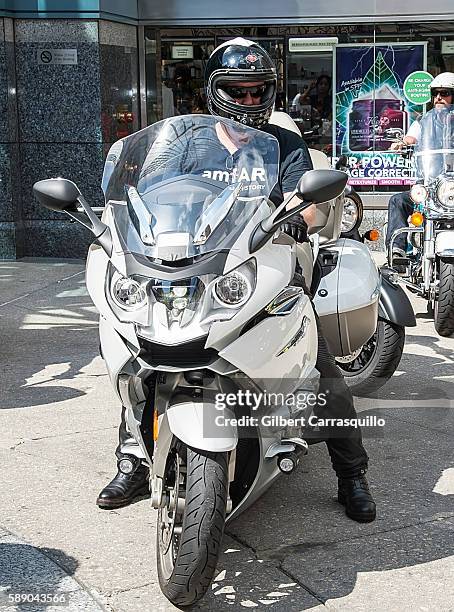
32, 177, 112, 256
295, 169, 348, 204
249, 169, 348, 254
33, 178, 80, 212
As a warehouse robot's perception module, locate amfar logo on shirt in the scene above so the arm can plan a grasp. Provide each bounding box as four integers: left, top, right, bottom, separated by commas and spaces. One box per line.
201, 166, 267, 191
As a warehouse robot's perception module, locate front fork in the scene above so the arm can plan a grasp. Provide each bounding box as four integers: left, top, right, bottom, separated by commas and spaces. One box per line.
423, 219, 435, 296
388, 219, 436, 298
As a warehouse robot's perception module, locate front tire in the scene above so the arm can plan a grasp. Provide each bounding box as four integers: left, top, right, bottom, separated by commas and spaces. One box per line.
335, 319, 405, 396
157, 445, 228, 607
435, 259, 454, 337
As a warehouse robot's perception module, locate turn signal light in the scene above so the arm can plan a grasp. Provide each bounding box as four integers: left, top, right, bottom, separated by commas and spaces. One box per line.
364, 229, 380, 241
410, 212, 424, 227
153, 409, 159, 441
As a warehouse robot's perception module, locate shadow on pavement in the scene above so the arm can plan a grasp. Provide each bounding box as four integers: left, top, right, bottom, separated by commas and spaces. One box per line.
358, 333, 454, 403
192, 402, 454, 611
0, 542, 82, 610
0, 271, 99, 410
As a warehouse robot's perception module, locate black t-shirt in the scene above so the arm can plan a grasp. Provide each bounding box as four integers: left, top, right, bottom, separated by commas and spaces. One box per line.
138, 119, 313, 206
261, 123, 313, 205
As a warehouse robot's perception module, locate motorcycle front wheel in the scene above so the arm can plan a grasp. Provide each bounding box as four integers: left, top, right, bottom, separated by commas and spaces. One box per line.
335, 319, 405, 396
434, 258, 454, 337
157, 444, 228, 607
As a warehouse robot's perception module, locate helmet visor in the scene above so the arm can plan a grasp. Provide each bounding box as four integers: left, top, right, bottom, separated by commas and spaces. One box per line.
218, 81, 275, 104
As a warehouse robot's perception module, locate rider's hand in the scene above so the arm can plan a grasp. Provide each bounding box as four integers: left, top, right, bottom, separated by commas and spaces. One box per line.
281, 215, 308, 243
390, 135, 417, 152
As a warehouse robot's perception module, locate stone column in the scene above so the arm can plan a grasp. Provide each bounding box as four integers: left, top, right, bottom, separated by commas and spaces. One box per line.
14, 20, 103, 258
2, 18, 139, 259
0, 18, 21, 259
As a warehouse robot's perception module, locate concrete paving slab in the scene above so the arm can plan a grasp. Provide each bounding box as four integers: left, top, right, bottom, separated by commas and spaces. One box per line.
0, 279, 99, 413
1, 261, 454, 611
0, 438, 159, 595
280, 517, 454, 611
0, 357, 117, 449
226, 411, 454, 553
192, 533, 324, 612
103, 582, 179, 612
0, 261, 84, 308
1, 434, 325, 611
105, 532, 326, 612
0, 530, 103, 611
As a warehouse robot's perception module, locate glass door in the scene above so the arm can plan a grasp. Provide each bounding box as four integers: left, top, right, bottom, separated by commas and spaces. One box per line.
286, 40, 335, 154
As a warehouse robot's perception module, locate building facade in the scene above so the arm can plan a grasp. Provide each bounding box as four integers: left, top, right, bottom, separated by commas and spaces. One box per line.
1, 1, 454, 257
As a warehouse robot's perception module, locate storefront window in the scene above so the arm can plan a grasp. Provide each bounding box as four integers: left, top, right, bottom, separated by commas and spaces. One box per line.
144, 30, 283, 123
143, 23, 454, 197
160, 39, 214, 116
144, 31, 214, 121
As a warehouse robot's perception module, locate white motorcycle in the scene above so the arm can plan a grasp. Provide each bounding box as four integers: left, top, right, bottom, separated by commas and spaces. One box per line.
33, 115, 394, 606
388, 105, 454, 337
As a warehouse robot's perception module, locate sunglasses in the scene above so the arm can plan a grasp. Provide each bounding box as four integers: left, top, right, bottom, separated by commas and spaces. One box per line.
223, 84, 267, 100
432, 89, 453, 98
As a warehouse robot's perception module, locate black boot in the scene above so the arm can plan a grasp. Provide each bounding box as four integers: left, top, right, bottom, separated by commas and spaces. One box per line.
338, 471, 376, 523
97, 460, 150, 509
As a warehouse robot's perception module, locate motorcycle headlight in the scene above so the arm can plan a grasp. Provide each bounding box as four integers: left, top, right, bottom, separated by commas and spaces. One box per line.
341, 196, 360, 233
436, 179, 454, 209
111, 274, 147, 310
214, 272, 251, 307
410, 184, 428, 204
150, 277, 204, 325
213, 260, 256, 308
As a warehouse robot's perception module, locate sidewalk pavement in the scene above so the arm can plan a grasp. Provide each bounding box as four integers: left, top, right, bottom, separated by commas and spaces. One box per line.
0, 527, 103, 611
1, 259, 454, 612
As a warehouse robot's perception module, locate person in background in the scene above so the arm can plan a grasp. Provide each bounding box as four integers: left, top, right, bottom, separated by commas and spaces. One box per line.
191, 89, 207, 114
161, 79, 176, 118
172, 64, 194, 115
386, 72, 454, 260
297, 74, 332, 120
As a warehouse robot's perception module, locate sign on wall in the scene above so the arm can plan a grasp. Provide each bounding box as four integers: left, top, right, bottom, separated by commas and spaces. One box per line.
171, 45, 194, 59
404, 71, 433, 104
289, 37, 338, 53
441, 40, 454, 54
335, 44, 425, 186
37, 49, 78, 65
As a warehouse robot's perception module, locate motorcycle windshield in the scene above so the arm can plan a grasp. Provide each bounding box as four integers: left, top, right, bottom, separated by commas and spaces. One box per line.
414, 105, 454, 182
102, 115, 279, 260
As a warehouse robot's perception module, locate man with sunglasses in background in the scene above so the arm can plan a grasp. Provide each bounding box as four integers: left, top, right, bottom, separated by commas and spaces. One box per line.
386, 72, 454, 263
97, 38, 377, 524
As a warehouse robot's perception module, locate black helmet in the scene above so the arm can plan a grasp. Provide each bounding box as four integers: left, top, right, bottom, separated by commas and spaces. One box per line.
205, 37, 277, 128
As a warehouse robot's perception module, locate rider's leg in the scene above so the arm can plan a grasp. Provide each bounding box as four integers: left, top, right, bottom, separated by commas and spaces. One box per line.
97, 407, 149, 509
312, 316, 376, 523
292, 239, 376, 521
115, 406, 146, 461
385, 191, 414, 254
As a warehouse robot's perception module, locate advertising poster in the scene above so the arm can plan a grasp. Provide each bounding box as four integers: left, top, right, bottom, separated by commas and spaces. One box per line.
335, 44, 425, 186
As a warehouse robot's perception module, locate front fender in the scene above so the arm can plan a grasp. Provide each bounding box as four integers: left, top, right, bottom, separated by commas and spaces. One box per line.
379, 268, 416, 327
435, 231, 454, 258
167, 402, 238, 453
